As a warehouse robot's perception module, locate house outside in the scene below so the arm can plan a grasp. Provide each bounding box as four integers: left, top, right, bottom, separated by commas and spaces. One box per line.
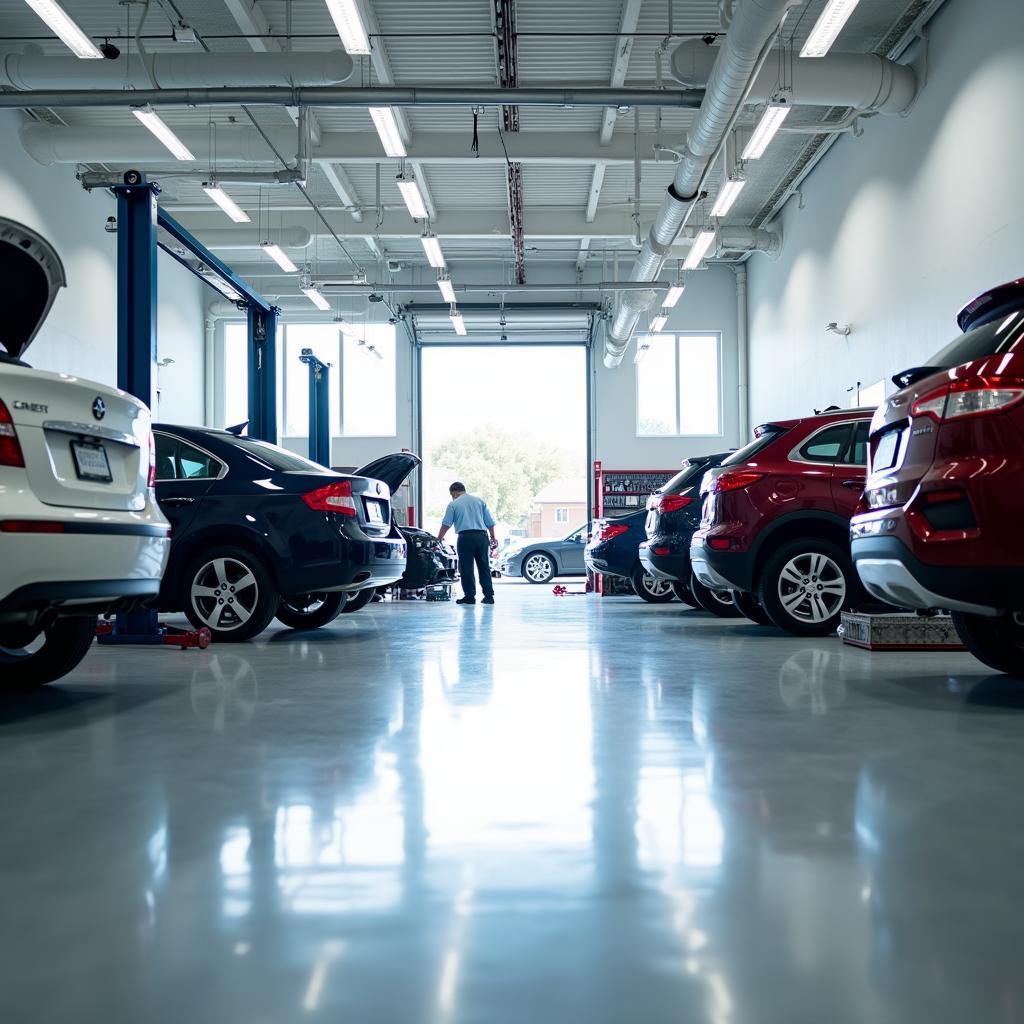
528, 478, 587, 537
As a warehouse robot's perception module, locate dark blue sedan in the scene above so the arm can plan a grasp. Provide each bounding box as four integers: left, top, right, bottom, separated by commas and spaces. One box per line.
584, 509, 675, 602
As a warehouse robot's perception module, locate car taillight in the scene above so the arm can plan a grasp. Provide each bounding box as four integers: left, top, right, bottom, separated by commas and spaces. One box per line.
0, 520, 64, 533
713, 470, 764, 493
911, 376, 1024, 421
654, 493, 692, 514
0, 399, 25, 468
599, 523, 629, 542
302, 480, 357, 516
147, 432, 156, 488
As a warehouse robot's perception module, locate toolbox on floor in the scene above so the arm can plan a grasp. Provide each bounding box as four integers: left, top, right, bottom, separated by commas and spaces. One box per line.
839, 611, 965, 651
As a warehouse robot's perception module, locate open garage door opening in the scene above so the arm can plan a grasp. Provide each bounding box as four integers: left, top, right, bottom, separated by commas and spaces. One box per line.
417, 320, 590, 581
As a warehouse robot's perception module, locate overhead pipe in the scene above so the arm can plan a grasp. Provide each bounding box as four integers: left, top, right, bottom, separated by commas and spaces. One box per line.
160, 226, 313, 250
604, 0, 799, 368
0, 85, 705, 111
0, 50, 353, 90
311, 281, 674, 294
671, 42, 917, 114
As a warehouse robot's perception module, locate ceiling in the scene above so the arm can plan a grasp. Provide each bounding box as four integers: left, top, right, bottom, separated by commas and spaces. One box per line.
1, 0, 926, 304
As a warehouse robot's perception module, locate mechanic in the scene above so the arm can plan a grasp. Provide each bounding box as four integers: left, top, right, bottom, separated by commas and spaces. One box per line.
438, 482, 498, 605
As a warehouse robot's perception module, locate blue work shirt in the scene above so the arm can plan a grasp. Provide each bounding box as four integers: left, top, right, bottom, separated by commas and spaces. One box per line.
442, 493, 496, 533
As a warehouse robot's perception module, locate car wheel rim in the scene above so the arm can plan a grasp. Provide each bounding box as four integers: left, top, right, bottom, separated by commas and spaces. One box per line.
525, 555, 551, 581
777, 552, 846, 623
642, 575, 672, 597
191, 557, 260, 632
283, 593, 327, 615
710, 587, 734, 606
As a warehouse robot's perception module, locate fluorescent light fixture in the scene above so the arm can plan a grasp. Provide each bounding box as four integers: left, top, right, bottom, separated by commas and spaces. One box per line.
437, 274, 456, 304
202, 183, 251, 223
24, 0, 102, 58
302, 285, 331, 311
710, 178, 747, 218
741, 104, 791, 160
133, 105, 196, 161
683, 230, 716, 270
262, 242, 298, 273
800, 0, 862, 58
368, 107, 406, 158
396, 171, 428, 220
324, 0, 371, 55
663, 283, 686, 308
449, 311, 467, 336
420, 232, 446, 269
649, 312, 669, 333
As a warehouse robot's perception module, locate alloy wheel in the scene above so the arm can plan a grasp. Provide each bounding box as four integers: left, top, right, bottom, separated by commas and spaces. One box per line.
524, 554, 553, 582
191, 557, 260, 632
641, 575, 674, 598
776, 552, 846, 624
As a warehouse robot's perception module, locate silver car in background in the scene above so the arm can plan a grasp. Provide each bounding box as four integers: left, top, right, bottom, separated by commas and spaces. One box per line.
498, 525, 588, 584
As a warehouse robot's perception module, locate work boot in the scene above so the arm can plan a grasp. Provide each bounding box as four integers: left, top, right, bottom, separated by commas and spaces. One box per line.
482, 596, 495, 605
456, 597, 476, 605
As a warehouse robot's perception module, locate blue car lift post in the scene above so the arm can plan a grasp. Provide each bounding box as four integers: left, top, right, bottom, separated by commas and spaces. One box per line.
299, 348, 331, 467
97, 177, 277, 647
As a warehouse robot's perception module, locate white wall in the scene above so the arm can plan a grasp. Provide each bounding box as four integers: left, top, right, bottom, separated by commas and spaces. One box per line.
746, 0, 1024, 426
593, 264, 741, 469
0, 110, 205, 423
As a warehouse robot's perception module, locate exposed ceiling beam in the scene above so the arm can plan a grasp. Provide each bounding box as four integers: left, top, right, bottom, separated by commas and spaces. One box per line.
585, 165, 606, 223
22, 128, 681, 166
220, 0, 280, 52
319, 162, 365, 222
175, 206, 669, 240
576, 237, 590, 273
600, 0, 644, 145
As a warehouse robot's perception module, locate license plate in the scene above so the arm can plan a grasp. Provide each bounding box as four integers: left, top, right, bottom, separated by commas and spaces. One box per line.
366, 500, 384, 523
873, 429, 901, 471
71, 441, 112, 483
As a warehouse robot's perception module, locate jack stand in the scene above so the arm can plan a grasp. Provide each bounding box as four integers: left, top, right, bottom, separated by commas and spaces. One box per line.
96, 609, 211, 650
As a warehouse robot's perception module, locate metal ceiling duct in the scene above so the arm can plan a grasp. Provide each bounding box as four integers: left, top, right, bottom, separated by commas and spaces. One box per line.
604, 0, 800, 368
160, 227, 313, 250
671, 42, 917, 114
0, 50, 353, 90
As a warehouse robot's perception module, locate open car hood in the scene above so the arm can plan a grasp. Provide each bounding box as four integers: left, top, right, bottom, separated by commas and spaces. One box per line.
0, 218, 66, 360
353, 451, 422, 492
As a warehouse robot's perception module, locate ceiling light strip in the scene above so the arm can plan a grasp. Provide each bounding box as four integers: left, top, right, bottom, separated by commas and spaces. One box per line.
24, 0, 102, 58
741, 104, 791, 161
368, 107, 406, 158
202, 183, 251, 223
324, 0, 371, 55
800, 0, 862, 58
683, 230, 716, 270
133, 105, 195, 161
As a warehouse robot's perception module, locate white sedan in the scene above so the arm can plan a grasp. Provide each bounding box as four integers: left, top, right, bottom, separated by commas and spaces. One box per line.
0, 218, 170, 688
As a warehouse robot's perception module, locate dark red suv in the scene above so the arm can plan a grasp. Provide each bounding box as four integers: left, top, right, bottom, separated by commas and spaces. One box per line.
851, 279, 1024, 674
690, 408, 873, 635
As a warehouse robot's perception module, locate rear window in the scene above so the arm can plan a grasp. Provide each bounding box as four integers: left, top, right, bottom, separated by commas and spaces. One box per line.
227, 437, 332, 473
924, 311, 1024, 374
721, 426, 788, 466
660, 460, 710, 494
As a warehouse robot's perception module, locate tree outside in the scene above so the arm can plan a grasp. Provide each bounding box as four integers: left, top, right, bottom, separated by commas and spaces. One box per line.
427, 425, 574, 528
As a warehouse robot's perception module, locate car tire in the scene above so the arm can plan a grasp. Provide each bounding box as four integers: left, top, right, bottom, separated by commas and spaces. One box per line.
184, 546, 279, 642
950, 612, 1024, 676
758, 538, 854, 637
275, 592, 345, 630
0, 616, 97, 689
733, 590, 774, 626
672, 580, 697, 607
631, 565, 675, 603
522, 551, 556, 584
691, 573, 741, 617
340, 588, 375, 614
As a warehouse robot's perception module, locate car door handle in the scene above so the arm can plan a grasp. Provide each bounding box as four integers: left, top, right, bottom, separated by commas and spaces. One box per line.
840, 479, 863, 489
160, 496, 196, 507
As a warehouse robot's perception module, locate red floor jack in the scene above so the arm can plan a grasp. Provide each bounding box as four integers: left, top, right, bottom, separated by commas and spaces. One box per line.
96, 610, 211, 650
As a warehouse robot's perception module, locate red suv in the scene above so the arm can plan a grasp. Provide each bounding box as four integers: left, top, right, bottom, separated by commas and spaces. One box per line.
851, 279, 1024, 674
690, 408, 873, 635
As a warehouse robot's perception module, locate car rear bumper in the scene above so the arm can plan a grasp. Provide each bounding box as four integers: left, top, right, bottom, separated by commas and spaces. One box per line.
851, 534, 1017, 616
0, 528, 168, 622
284, 535, 408, 594
690, 539, 750, 592
639, 544, 688, 582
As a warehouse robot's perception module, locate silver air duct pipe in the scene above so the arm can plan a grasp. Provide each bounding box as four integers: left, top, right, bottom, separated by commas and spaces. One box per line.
0, 50, 353, 90
671, 42, 917, 114
604, 0, 799, 369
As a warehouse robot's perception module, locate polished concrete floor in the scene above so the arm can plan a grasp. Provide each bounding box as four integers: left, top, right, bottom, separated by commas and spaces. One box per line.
3, 582, 1024, 1023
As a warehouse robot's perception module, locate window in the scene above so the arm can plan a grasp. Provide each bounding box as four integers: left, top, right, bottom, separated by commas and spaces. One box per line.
222, 323, 249, 428
798, 423, 853, 463
227, 437, 330, 473
283, 324, 342, 437
843, 421, 870, 465
154, 433, 223, 481
342, 325, 397, 436
555, 507, 569, 524
637, 333, 721, 436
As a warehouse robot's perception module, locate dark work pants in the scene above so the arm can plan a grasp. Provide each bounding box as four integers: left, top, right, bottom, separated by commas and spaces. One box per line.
457, 531, 493, 600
